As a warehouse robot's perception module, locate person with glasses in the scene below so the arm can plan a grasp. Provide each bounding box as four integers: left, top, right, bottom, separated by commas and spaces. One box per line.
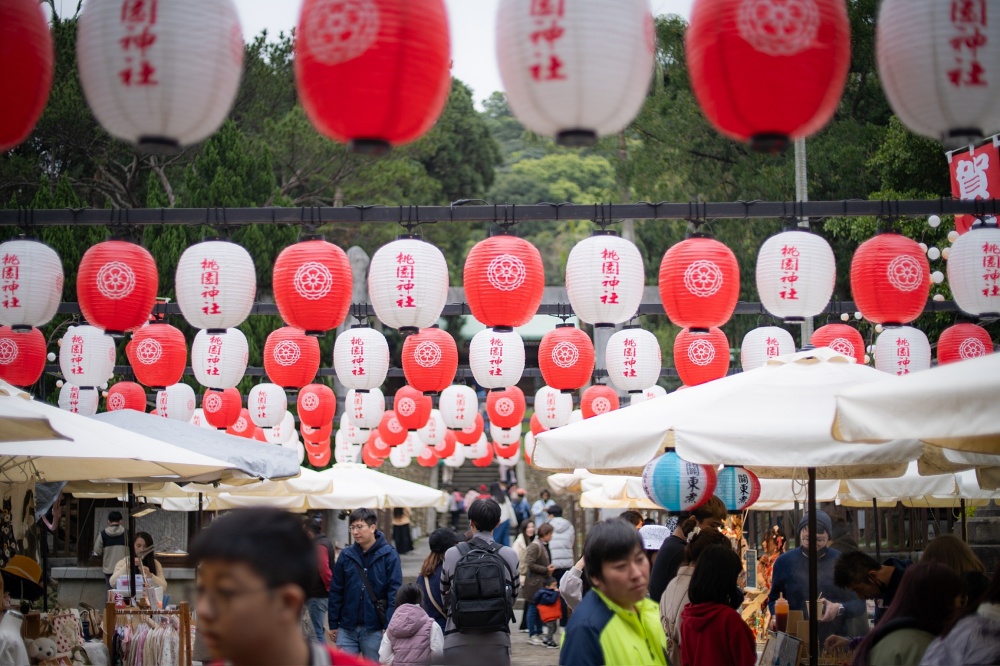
190, 508, 369, 666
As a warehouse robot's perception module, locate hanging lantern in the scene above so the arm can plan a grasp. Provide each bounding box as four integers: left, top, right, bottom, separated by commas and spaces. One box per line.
0, 327, 45, 388
529, 412, 547, 437
263, 327, 321, 389
874, 326, 932, 375
305, 438, 333, 467
297, 383, 336, 429
523, 431, 535, 466
388, 443, 412, 468
630, 385, 667, 407
227, 408, 255, 439
810, 324, 865, 365
333, 325, 391, 390
77, 241, 158, 336
367, 238, 449, 333
362, 439, 386, 467
340, 413, 370, 446
605, 327, 661, 393
59, 384, 100, 416
469, 328, 525, 389
441, 438, 465, 468
417, 409, 447, 447
566, 233, 645, 325
273, 239, 353, 335
756, 230, 836, 320
264, 411, 297, 445
686, 0, 850, 151
472, 445, 495, 468
740, 326, 796, 371
191, 328, 249, 390
155, 383, 196, 422
581, 384, 620, 419
435, 429, 458, 459
486, 386, 526, 430
377, 410, 408, 447
642, 452, 718, 511
534, 386, 573, 429
295, 0, 451, 152
283, 436, 306, 464
464, 235, 544, 328
405, 431, 428, 458
346, 387, 385, 430
539, 325, 595, 392
568, 409, 583, 425
937, 323, 994, 365
0, 0, 53, 151
176, 241, 256, 331
659, 237, 740, 329
368, 429, 392, 457
490, 423, 521, 448
495, 439, 520, 463
247, 383, 288, 428
466, 433, 490, 460
716, 466, 761, 511
674, 327, 730, 387
393, 385, 433, 431
417, 447, 440, 468
127, 323, 187, 389
302, 421, 334, 444
0, 240, 63, 330
947, 225, 1000, 318
59, 325, 116, 388
105, 381, 146, 412
191, 409, 214, 429
202, 388, 242, 429
851, 232, 931, 325
402, 327, 458, 394
454, 413, 485, 446
77, 0, 243, 151
335, 431, 362, 464
439, 384, 479, 429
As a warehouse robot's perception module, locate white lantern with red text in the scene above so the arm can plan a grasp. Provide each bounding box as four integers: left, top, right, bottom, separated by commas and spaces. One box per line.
439, 384, 478, 429
59, 384, 99, 416
333, 326, 390, 391
340, 413, 370, 446
192, 328, 248, 390
534, 385, 573, 429
191, 409, 214, 429
442, 442, 466, 468
405, 431, 429, 458
59, 325, 115, 388
346, 387, 385, 430
389, 444, 412, 468
605, 327, 661, 393
490, 422, 521, 447
367, 238, 449, 333
466, 433, 490, 459
874, 327, 931, 376
756, 230, 836, 320
566, 233, 645, 326
740, 327, 796, 371
567, 409, 583, 425
155, 383, 196, 422
469, 328, 525, 389
630, 384, 667, 407
417, 409, 447, 448
947, 225, 1000, 317
247, 383, 288, 428
0, 239, 63, 330
176, 241, 256, 330
264, 410, 296, 445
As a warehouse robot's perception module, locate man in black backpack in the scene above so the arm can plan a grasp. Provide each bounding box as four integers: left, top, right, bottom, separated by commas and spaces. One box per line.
440, 498, 520, 666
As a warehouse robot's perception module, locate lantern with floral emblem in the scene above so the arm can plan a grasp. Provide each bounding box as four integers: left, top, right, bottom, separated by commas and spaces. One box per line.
333, 325, 390, 391
105, 381, 146, 412
659, 237, 740, 328
202, 388, 242, 429
393, 385, 433, 431
756, 230, 836, 320
937, 323, 994, 365
642, 452, 718, 511
605, 327, 661, 393
810, 324, 865, 365
947, 225, 1000, 317
247, 383, 288, 428
176, 241, 256, 331
264, 327, 321, 389
273, 239, 353, 335
377, 410, 408, 447
127, 323, 187, 389
581, 384, 620, 419
464, 234, 544, 328
534, 386, 574, 429
486, 386, 526, 430
191, 328, 248, 390
472, 445, 495, 468
469, 328, 525, 389
716, 466, 761, 511
155, 383, 196, 422
566, 233, 645, 326
346, 387, 385, 429
851, 232, 931, 324
59, 384, 100, 416
367, 238, 449, 333
402, 327, 458, 394
454, 413, 485, 446
0, 240, 63, 330
59, 325, 116, 388
674, 327, 730, 387
630, 384, 667, 407
77, 241, 158, 336
0, 0, 53, 152
435, 429, 458, 459
438, 384, 478, 429
740, 327, 795, 371
874, 326, 931, 375
226, 408, 254, 439
0, 326, 45, 388
297, 383, 336, 429
539, 325, 595, 392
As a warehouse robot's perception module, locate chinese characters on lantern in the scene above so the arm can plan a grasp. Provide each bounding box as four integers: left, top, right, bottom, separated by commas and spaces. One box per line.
454, 392, 468, 423
118, 0, 159, 87
544, 389, 557, 423
67, 386, 80, 412
685, 462, 703, 506
1, 253, 20, 310
205, 335, 222, 377
895, 336, 911, 375
395, 252, 416, 309
948, 0, 988, 88
947, 138, 1000, 233
157, 391, 169, 418
254, 387, 267, 422
737, 471, 751, 506
765, 336, 782, 359
69, 335, 85, 376
983, 240, 1000, 296
351, 391, 364, 422
621, 337, 637, 378
529, 0, 567, 82
489, 336, 504, 376
350, 336, 366, 376
600, 248, 620, 305
201, 258, 221, 316
779, 245, 800, 300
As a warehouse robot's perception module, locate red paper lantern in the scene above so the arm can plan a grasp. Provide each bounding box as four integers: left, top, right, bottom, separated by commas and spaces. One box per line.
674, 327, 730, 387
463, 235, 545, 328
295, 0, 451, 152
377, 410, 408, 447
263, 327, 321, 389
368, 430, 392, 457
202, 388, 242, 429
417, 447, 439, 468
581, 384, 620, 419
362, 439, 386, 467
77, 241, 158, 335
434, 430, 458, 459
454, 413, 485, 446
273, 240, 353, 335
850, 232, 931, 325
127, 324, 187, 389
302, 421, 334, 444
659, 237, 740, 329
401, 327, 458, 394
226, 408, 255, 439
252, 427, 269, 443
305, 439, 333, 467
686, 0, 850, 151
937, 323, 994, 365
472, 446, 495, 468
486, 386, 526, 430
105, 381, 147, 412
494, 440, 519, 460
810, 324, 865, 365
529, 413, 547, 437
538, 325, 595, 392
297, 383, 336, 429
0, 0, 53, 152
0, 326, 44, 387
393, 385, 433, 431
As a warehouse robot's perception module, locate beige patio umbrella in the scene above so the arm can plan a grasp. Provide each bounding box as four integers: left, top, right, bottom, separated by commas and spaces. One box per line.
0, 380, 72, 443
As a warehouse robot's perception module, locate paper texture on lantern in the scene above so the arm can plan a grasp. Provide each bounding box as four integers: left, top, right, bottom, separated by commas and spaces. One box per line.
401, 328, 458, 394
340, 412, 370, 446
534, 385, 573, 429
273, 240, 353, 333
811, 324, 865, 366
77, 241, 159, 335
59, 325, 116, 389
874, 326, 931, 376
642, 453, 717, 511
673, 327, 730, 387
538, 325, 595, 391
128, 323, 187, 388
466, 433, 490, 459
438, 384, 478, 429
0, 240, 63, 330
581, 384, 620, 419
190, 409, 215, 430
389, 443, 412, 468
659, 237, 740, 329
630, 385, 666, 406
264, 327, 321, 389
442, 442, 466, 468
0, 0, 53, 152
566, 234, 645, 325
486, 386, 526, 430
851, 233, 930, 324
490, 422, 521, 447
368, 238, 448, 331
947, 226, 1000, 316
756, 230, 835, 320
345, 387, 385, 430
0, 327, 45, 388
741, 327, 795, 372
201, 387, 242, 429
937, 323, 994, 365
405, 431, 428, 458
106, 381, 147, 413
417, 409, 447, 447
334, 326, 390, 390
393, 385, 432, 431
605, 327, 661, 393
264, 410, 296, 445
176, 242, 256, 330
463, 235, 544, 328
947, 138, 1000, 234
469, 328, 526, 389
247, 383, 288, 428
297, 383, 336, 429
156, 383, 196, 422
192, 328, 249, 390
59, 384, 100, 416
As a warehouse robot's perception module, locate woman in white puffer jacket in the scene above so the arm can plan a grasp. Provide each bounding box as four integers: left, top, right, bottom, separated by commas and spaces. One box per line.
545, 504, 575, 571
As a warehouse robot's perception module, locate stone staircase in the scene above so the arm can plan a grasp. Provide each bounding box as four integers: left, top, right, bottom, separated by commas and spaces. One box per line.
439, 463, 502, 533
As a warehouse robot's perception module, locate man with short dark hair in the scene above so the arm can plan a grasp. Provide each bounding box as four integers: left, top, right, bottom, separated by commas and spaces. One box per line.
825, 551, 912, 651
305, 520, 336, 643
93, 511, 128, 589
329, 508, 403, 662
619, 510, 644, 530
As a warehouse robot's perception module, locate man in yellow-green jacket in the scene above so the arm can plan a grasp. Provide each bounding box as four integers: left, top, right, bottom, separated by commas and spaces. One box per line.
559, 520, 669, 666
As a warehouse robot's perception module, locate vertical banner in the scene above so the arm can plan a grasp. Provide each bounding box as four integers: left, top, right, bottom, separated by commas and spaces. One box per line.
947, 133, 1000, 234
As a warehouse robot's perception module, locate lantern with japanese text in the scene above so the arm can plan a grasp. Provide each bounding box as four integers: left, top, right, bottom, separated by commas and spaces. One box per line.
464, 235, 544, 328
539, 325, 595, 392
191, 328, 249, 390
0, 327, 44, 388
273, 240, 353, 335
377, 410, 408, 447
264, 327, 321, 389
346, 388, 385, 430
810, 324, 865, 365
472, 447, 495, 468
0, 240, 63, 330
435, 429, 458, 459
740, 327, 795, 371
59, 384, 100, 416
756, 230, 836, 320
77, 241, 158, 335
106, 381, 146, 412
438, 384, 478, 429
298, 384, 336, 429
947, 141, 1000, 235
566, 233, 645, 326
716, 467, 761, 511
874, 327, 931, 375
340, 413, 370, 446
851, 233, 931, 325
302, 421, 334, 444
393, 385, 433, 431
490, 422, 521, 448
937, 323, 994, 364
686, 0, 850, 151
642, 452, 718, 512
441, 438, 465, 468
227, 408, 254, 438
455, 413, 485, 446
534, 386, 574, 429
333, 325, 390, 391
155, 383, 196, 422
416, 447, 439, 468
127, 323, 186, 389
388, 444, 412, 468
947, 225, 1000, 317
77, 0, 243, 151
295, 0, 451, 152
417, 409, 447, 447
176, 241, 256, 331
402, 327, 458, 394
202, 388, 242, 429
581, 384, 620, 419
605, 327, 661, 393
191, 409, 213, 429
368, 238, 449, 333
247, 383, 288, 428
405, 431, 428, 458
659, 237, 740, 329
486, 386, 526, 430
630, 385, 667, 407
469, 328, 525, 389
59, 325, 116, 388
0, 0, 53, 151
674, 327, 730, 387
264, 411, 297, 445
467, 433, 491, 461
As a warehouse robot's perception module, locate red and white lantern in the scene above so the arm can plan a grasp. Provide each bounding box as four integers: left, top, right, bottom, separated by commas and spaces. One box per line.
716, 466, 762, 511
0, 0, 53, 152
105, 381, 146, 412
416, 447, 439, 468
472, 443, 495, 468
346, 387, 385, 430
674, 327, 730, 387
192, 328, 248, 390
377, 410, 408, 447
466, 432, 490, 460
402, 327, 458, 394
305, 439, 333, 468
875, 326, 931, 376
455, 413, 485, 446
851, 233, 931, 325
0, 326, 45, 388
534, 386, 573, 429
127, 324, 187, 389
59, 384, 100, 416
264, 411, 297, 445
464, 235, 544, 328
469, 328, 525, 389
439, 384, 478, 429
529, 412, 547, 437
740, 326, 795, 371
191, 409, 214, 429
417, 409, 447, 447
490, 422, 522, 448
630, 385, 667, 407
937, 323, 994, 365
605, 327, 661, 393
581, 384, 620, 419
77, 241, 158, 335
59, 325, 116, 388
176, 241, 257, 331
367, 429, 392, 457
538, 325, 595, 392
486, 386, 526, 430
659, 238, 740, 329
810, 324, 865, 365
227, 408, 254, 439
0, 240, 63, 330
435, 429, 457, 459
495, 439, 520, 463
264, 327, 321, 389
247, 383, 288, 428
202, 388, 242, 429
947, 226, 1000, 317
155, 382, 196, 422
405, 431, 428, 458
756, 230, 836, 320
368, 238, 449, 333
441, 438, 465, 468
297, 383, 336, 429
389, 443, 412, 468
393, 385, 433, 431
273, 240, 353, 335
362, 441, 386, 468
340, 413, 370, 446
333, 326, 390, 391
302, 421, 334, 444
566, 233, 645, 326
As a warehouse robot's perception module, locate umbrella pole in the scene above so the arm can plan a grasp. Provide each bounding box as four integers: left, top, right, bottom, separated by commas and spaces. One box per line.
808, 467, 818, 666
41, 525, 48, 612
198, 493, 204, 533
960, 499, 968, 542
127, 483, 136, 602
873, 499, 881, 560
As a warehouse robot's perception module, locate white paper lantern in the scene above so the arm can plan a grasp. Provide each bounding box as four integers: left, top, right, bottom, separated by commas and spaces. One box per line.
875, 326, 932, 375
264, 410, 296, 444
439, 384, 479, 429
176, 242, 256, 331
59, 325, 115, 388
947, 226, 1000, 317
756, 230, 836, 321
740, 327, 796, 371
497, 444, 521, 466
283, 436, 305, 465
334, 327, 390, 390
77, 0, 243, 150
534, 385, 573, 429
339, 412, 370, 446
367, 238, 449, 333
334, 430, 362, 464
190, 408, 216, 430
566, 234, 645, 325
567, 409, 583, 425
469, 328, 525, 389
466, 433, 490, 459
247, 383, 287, 428
605, 327, 661, 393
58, 384, 100, 415
191, 328, 248, 390
496, 0, 655, 146
405, 431, 429, 458
630, 385, 667, 406
389, 444, 412, 468
0, 240, 63, 330
490, 422, 521, 446
442, 443, 466, 468
155, 382, 196, 422
345, 388, 385, 430
417, 409, 447, 447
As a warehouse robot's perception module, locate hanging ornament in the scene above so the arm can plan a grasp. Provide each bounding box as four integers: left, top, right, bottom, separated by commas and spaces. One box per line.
605, 327, 661, 393
581, 384, 620, 419
417, 409, 447, 447
490, 423, 521, 448
435, 429, 458, 459
756, 230, 836, 320
874, 326, 932, 375
367, 237, 449, 333
538, 325, 595, 392
263, 327, 321, 389
441, 438, 465, 468
273, 239, 353, 335
716, 466, 761, 511
155, 383, 196, 422
127, 323, 187, 389
191, 328, 249, 390
0, 326, 45, 388
105, 381, 146, 412
472, 445, 495, 468
674, 327, 730, 387
417, 447, 440, 468
659, 237, 740, 328
247, 383, 288, 428
302, 421, 334, 444
486, 386, 526, 430
534, 386, 574, 429
393, 385, 433, 431
297, 383, 336, 429
59, 384, 100, 416
566, 233, 645, 326
402, 327, 458, 394
630, 385, 667, 406
937, 323, 994, 365
0, 0, 53, 151
464, 235, 544, 328
0, 240, 63, 330
454, 413, 485, 446
346, 387, 385, 430
227, 408, 255, 439
264, 410, 297, 445
77, 241, 158, 336
59, 325, 116, 388
333, 325, 391, 391
377, 410, 408, 447
340, 413, 370, 446
439, 384, 479, 429
851, 232, 931, 325
740, 327, 796, 371
810, 324, 865, 365
529, 412, 547, 437
202, 388, 242, 429
642, 452, 718, 511
176, 241, 256, 331
469, 328, 525, 389
947, 225, 1000, 318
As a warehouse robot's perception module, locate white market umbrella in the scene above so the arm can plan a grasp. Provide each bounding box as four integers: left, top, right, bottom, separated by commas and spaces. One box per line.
0, 380, 72, 443
839, 461, 958, 507
66, 467, 334, 499
547, 470, 594, 495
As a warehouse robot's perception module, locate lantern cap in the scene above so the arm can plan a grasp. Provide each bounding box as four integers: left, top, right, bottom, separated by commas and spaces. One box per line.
749, 133, 790, 154
590, 229, 619, 238
491, 326, 514, 333
349, 139, 392, 156
555, 323, 576, 329
137, 136, 182, 155
556, 129, 598, 147
944, 128, 985, 148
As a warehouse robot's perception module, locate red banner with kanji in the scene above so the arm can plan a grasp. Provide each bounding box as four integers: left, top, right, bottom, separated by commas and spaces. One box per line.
947, 133, 1000, 234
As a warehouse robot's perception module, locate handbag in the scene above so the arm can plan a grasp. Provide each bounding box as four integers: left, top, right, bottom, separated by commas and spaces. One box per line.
350, 561, 388, 629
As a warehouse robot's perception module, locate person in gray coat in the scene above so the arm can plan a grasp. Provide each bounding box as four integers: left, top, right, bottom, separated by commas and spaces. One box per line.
546, 504, 575, 627
920, 569, 1000, 666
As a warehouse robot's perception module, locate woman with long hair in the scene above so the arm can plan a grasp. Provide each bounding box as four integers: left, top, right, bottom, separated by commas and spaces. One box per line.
921, 534, 990, 605
512, 519, 536, 632
921, 569, 1000, 665
415, 528, 460, 630
111, 531, 166, 591
648, 496, 728, 601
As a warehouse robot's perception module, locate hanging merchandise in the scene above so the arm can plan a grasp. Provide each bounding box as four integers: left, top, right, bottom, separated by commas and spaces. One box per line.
202, 388, 242, 429
0, 239, 63, 330
264, 410, 296, 444
417, 409, 447, 447
464, 234, 544, 328
416, 447, 439, 468
468, 328, 525, 389
191, 328, 249, 390
580, 384, 620, 419
538, 325, 595, 392
565, 232, 645, 326
629, 384, 667, 406
0, 326, 44, 388
686, 0, 850, 151
297, 383, 336, 429
434, 429, 458, 459
486, 386, 526, 430
247, 383, 288, 428
642, 452, 718, 511
346, 387, 385, 430
263, 327, 321, 389
441, 438, 465, 468
740, 327, 796, 371
333, 325, 391, 391
340, 413, 370, 446
401, 327, 458, 394
59, 325, 115, 388
227, 408, 254, 439
756, 230, 836, 320
947, 224, 1000, 317
273, 239, 353, 334
659, 237, 740, 329
176, 241, 256, 331
393, 385, 433, 431
851, 232, 931, 325
490, 422, 521, 447
716, 467, 761, 511
673, 327, 730, 387
77, 241, 158, 335
534, 385, 574, 429
58, 384, 100, 416
438, 384, 479, 429
105, 381, 146, 412
0, 0, 53, 151
937, 323, 994, 365
127, 323, 187, 389
874, 326, 932, 375
367, 237, 449, 333
377, 410, 409, 447
454, 413, 485, 446
605, 327, 661, 393
77, 0, 244, 151
810, 323, 865, 365
155, 383, 196, 422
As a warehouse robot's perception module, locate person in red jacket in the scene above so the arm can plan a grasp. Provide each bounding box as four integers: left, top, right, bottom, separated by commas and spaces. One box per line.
679, 545, 756, 666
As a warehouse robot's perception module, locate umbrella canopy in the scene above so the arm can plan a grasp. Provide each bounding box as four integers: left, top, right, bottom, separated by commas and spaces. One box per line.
839, 461, 958, 507
547, 470, 594, 495
0, 380, 71, 443
66, 467, 333, 499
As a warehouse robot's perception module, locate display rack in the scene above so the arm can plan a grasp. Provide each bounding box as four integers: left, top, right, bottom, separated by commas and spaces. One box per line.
103, 601, 191, 666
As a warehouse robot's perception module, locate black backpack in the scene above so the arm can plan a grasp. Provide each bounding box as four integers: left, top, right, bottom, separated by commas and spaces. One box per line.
449, 537, 516, 634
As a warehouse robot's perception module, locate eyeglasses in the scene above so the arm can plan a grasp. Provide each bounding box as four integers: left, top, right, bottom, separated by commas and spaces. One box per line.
349, 524, 370, 533
195, 586, 272, 612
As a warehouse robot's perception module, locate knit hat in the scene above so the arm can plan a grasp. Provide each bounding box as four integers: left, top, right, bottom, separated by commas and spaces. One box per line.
796, 511, 833, 537
429, 528, 461, 554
